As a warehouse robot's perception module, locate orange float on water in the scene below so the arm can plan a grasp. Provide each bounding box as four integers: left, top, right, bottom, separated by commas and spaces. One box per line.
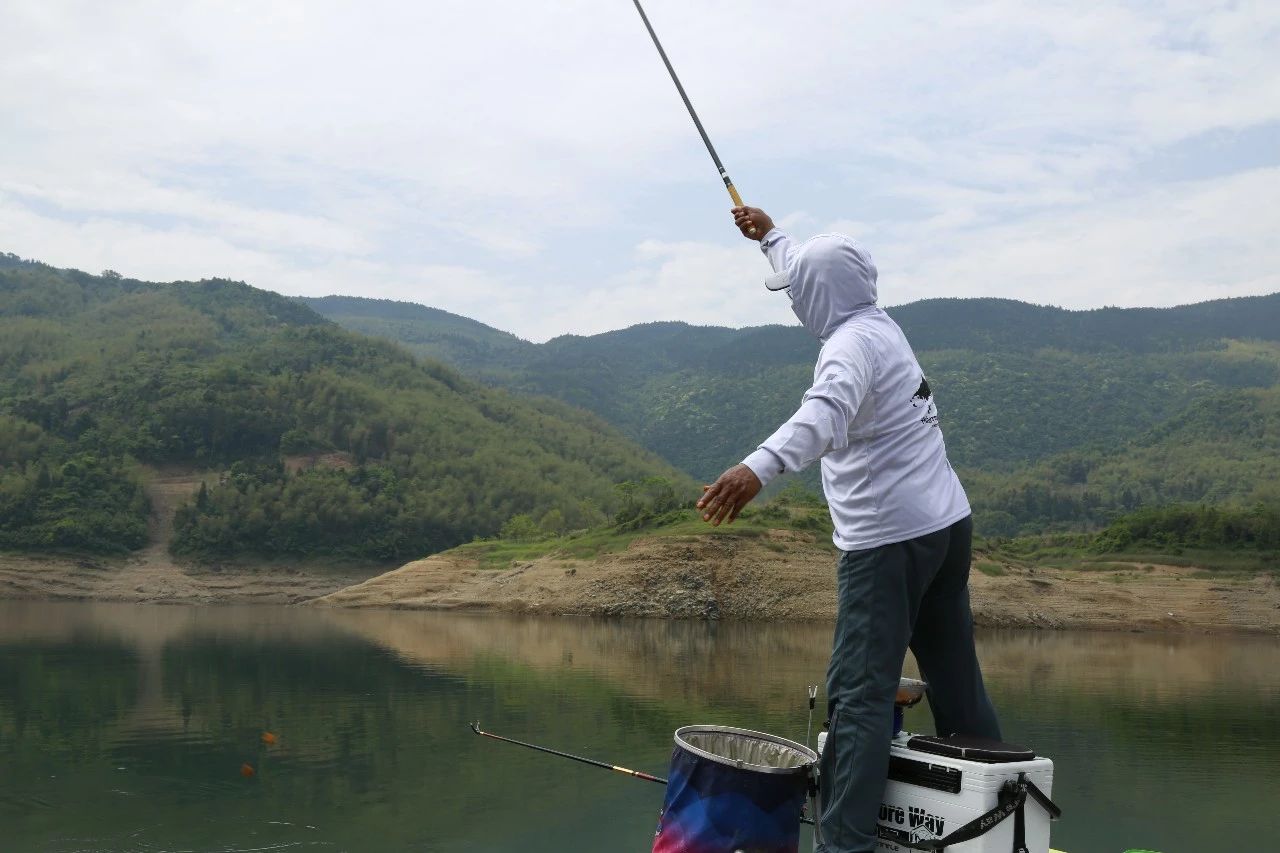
240, 762, 255, 778
261, 732, 278, 745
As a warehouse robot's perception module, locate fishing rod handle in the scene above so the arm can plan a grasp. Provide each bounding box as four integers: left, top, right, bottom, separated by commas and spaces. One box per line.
725, 182, 757, 236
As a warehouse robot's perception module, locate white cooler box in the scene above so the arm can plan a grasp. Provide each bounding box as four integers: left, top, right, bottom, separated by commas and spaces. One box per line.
876, 734, 1056, 853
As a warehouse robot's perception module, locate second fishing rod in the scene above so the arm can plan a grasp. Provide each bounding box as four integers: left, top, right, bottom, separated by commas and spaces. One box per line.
470, 722, 817, 826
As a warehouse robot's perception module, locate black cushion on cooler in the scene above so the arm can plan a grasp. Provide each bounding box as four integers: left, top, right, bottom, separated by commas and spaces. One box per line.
906, 735, 1035, 763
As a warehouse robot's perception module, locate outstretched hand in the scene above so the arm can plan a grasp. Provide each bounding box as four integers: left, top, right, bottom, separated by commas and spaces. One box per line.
697, 464, 762, 526
731, 206, 774, 241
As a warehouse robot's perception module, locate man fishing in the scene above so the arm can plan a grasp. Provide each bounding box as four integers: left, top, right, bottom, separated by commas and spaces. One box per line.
696, 206, 1003, 853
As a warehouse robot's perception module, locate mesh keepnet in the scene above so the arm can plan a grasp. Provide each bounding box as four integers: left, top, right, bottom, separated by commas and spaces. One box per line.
678, 727, 816, 772
652, 726, 817, 853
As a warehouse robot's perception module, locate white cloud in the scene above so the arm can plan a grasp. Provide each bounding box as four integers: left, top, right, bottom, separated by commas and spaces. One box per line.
0, 0, 1277, 340
0, 195, 288, 284
432, 239, 792, 342
876, 166, 1280, 309
1, 174, 371, 255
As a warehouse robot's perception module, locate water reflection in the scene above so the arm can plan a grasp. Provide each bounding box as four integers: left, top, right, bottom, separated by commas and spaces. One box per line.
0, 601, 1277, 852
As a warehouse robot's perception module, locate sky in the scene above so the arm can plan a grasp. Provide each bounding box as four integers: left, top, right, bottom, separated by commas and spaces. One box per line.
2, 0, 1278, 342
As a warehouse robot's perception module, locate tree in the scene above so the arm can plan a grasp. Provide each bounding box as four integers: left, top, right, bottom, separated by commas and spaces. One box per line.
499, 514, 540, 541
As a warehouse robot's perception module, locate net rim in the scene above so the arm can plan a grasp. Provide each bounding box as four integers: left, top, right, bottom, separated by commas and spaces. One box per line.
672, 724, 818, 775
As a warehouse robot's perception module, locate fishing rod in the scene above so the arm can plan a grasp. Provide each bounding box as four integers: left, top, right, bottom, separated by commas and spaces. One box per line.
805, 684, 819, 749
469, 722, 816, 825
470, 722, 666, 784
630, 0, 756, 235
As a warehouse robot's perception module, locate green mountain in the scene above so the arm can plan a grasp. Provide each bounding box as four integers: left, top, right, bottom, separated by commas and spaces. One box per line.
305, 294, 1280, 536
0, 254, 692, 560
301, 295, 535, 380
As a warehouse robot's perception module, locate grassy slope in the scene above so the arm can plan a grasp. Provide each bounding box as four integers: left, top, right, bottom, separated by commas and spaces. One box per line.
444, 493, 1279, 579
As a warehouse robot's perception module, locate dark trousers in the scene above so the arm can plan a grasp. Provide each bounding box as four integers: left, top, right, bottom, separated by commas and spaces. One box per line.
815, 515, 1001, 853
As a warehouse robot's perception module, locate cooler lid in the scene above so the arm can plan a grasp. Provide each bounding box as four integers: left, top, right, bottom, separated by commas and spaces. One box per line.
906, 735, 1035, 764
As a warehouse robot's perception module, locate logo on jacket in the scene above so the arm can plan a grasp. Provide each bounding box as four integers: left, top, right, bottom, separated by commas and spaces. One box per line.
910, 377, 931, 407
910, 376, 939, 428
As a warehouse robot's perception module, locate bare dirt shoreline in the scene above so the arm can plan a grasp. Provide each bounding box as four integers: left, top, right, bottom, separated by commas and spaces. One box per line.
311, 530, 1280, 635
3, 477, 1276, 634
0, 469, 380, 606
0, 551, 379, 605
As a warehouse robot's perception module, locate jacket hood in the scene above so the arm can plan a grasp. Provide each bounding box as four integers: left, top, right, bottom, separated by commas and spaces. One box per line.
786, 234, 879, 340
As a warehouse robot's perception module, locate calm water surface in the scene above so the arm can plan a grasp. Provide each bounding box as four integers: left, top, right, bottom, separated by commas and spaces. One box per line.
1, 601, 1277, 852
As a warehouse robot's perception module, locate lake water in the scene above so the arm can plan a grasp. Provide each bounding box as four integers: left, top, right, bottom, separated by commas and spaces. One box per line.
1, 601, 1277, 852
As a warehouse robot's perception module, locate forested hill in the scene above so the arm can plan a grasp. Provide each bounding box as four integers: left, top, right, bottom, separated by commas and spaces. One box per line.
888, 295, 1280, 354
302, 295, 535, 378
0, 254, 692, 560
308, 293, 1280, 536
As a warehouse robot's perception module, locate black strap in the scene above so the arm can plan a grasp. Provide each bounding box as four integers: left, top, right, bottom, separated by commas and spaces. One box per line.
876, 786, 1023, 851
1026, 778, 1062, 820
1012, 784, 1028, 853
874, 774, 1061, 852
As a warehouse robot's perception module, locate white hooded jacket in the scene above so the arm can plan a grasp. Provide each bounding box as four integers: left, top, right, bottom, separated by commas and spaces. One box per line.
742, 229, 970, 550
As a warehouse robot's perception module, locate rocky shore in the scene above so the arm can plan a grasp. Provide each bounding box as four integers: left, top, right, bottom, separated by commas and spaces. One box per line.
310, 530, 1280, 634
4, 525, 1277, 633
